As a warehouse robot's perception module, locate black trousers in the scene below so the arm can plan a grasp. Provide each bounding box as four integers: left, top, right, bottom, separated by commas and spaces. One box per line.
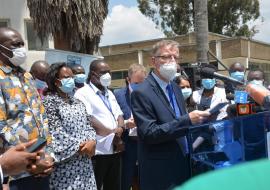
92, 153, 121, 190
9, 176, 50, 190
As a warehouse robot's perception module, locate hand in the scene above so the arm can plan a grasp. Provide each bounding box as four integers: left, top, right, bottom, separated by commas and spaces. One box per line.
79, 140, 96, 158
113, 136, 125, 152
0, 139, 39, 176
113, 127, 124, 137
2, 184, 9, 190
189, 110, 210, 125
125, 118, 136, 129
28, 154, 54, 176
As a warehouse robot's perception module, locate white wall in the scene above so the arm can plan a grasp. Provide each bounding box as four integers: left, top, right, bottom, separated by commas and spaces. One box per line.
0, 0, 54, 71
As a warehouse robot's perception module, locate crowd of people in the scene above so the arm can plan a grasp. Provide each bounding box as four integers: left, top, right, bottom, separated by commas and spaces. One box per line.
0, 26, 268, 190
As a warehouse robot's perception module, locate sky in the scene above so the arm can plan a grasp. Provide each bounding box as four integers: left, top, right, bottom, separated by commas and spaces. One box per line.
100, 0, 270, 46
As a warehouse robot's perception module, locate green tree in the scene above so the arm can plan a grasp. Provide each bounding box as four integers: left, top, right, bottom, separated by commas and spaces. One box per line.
138, 0, 260, 38
27, 0, 108, 54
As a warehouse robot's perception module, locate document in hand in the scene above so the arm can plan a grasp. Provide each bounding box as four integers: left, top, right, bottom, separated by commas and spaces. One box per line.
209, 102, 229, 115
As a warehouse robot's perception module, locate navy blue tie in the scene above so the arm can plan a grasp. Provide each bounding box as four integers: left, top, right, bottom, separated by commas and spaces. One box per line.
166, 84, 188, 154
166, 84, 180, 118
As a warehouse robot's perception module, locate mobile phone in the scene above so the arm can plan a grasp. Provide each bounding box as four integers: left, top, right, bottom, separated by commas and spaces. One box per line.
209, 102, 228, 115
27, 137, 47, 153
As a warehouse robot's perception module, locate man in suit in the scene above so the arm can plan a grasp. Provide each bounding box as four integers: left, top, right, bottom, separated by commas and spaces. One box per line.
115, 64, 146, 190
131, 40, 210, 190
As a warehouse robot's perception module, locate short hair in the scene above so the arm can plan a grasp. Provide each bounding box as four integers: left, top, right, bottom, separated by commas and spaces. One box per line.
229, 62, 245, 72
30, 60, 49, 76
248, 68, 265, 80
45, 62, 68, 94
128, 64, 146, 78
86, 59, 105, 83
204, 63, 217, 71
71, 64, 85, 73
152, 40, 179, 56
174, 75, 190, 85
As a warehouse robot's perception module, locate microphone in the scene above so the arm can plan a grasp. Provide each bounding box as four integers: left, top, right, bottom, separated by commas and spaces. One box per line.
226, 93, 234, 101
246, 84, 270, 108
199, 67, 244, 85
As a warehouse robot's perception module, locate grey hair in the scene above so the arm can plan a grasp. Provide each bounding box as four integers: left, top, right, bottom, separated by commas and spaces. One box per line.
128, 64, 146, 78
152, 40, 180, 56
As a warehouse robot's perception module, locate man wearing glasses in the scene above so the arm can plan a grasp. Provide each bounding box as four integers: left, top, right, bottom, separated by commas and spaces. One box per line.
131, 40, 210, 190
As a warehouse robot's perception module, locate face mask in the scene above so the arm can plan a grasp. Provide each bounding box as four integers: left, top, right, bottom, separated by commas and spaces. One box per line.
202, 78, 216, 90
182, 88, 192, 100
159, 61, 177, 81
129, 83, 140, 92
35, 78, 47, 90
74, 73, 86, 84
174, 72, 181, 78
100, 73, 111, 87
230, 71, 245, 81
59, 77, 75, 94
0, 44, 27, 67
249, 80, 263, 86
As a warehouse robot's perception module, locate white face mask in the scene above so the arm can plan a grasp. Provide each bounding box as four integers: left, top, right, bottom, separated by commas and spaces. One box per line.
159, 61, 177, 81
100, 73, 111, 87
0, 44, 27, 67
249, 79, 264, 86
10, 47, 27, 66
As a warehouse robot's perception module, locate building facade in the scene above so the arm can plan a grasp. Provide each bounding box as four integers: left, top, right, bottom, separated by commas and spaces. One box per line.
100, 33, 270, 88
1, 0, 270, 89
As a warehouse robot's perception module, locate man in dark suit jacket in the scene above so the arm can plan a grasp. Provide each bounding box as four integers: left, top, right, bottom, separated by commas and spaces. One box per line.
115, 64, 146, 190
131, 40, 210, 190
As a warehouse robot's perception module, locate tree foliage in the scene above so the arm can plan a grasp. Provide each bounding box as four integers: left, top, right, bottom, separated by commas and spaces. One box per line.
138, 0, 260, 38
27, 0, 108, 54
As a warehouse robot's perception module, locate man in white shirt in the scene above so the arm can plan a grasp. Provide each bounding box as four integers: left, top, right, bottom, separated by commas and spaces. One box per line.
74, 59, 124, 190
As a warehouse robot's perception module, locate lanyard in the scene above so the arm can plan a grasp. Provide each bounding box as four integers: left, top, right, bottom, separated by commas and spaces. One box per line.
89, 84, 116, 121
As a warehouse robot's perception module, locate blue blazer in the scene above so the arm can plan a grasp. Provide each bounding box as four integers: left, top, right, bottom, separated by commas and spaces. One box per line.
114, 87, 132, 120
131, 73, 191, 190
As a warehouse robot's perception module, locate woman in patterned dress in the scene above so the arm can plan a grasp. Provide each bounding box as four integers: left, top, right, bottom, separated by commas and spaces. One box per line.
43, 62, 97, 190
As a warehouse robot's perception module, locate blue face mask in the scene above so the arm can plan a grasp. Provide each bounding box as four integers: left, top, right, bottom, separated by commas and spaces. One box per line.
129, 83, 140, 92
59, 77, 75, 94
230, 71, 245, 81
182, 88, 192, 100
74, 73, 86, 84
202, 78, 216, 90
35, 78, 47, 90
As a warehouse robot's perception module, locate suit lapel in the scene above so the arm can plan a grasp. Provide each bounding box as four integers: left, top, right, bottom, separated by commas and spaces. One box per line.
147, 74, 176, 117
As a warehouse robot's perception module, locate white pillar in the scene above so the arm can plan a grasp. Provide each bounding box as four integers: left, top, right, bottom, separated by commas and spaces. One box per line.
138, 50, 143, 65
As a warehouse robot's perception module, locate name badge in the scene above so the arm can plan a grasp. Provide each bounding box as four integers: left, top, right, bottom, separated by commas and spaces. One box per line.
234, 90, 248, 103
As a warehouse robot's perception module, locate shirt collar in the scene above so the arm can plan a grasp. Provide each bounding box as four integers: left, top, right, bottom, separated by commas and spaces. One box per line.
89, 82, 109, 97
152, 72, 170, 91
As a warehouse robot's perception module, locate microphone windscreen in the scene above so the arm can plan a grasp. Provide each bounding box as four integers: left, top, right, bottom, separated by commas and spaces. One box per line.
200, 67, 215, 78
226, 93, 235, 101
246, 84, 270, 105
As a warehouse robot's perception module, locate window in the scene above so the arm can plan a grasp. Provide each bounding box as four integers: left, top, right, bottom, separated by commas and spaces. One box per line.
25, 20, 49, 50
0, 19, 9, 28
111, 70, 128, 80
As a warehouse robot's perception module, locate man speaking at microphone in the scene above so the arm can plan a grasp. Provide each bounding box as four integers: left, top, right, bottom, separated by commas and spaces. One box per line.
131, 40, 210, 190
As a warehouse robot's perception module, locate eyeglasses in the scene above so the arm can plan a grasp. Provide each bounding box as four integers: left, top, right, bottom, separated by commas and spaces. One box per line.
155, 55, 181, 63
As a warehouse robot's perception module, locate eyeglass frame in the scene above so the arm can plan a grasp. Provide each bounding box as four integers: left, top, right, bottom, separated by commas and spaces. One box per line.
154, 55, 181, 63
